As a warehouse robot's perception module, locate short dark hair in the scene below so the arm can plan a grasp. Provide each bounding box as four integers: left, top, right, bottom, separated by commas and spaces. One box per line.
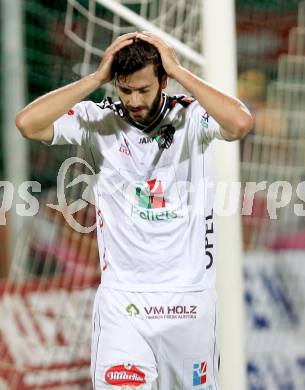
111, 39, 166, 82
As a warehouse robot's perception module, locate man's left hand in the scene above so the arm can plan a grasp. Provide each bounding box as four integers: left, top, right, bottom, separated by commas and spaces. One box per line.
136, 32, 181, 79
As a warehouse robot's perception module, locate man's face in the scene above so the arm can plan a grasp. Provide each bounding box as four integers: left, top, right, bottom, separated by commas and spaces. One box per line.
115, 64, 167, 125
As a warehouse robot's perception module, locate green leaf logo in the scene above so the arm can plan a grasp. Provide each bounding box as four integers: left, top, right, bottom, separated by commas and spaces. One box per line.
126, 303, 140, 316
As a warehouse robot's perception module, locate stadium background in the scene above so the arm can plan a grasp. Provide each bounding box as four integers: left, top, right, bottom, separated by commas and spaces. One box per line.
1, 0, 305, 389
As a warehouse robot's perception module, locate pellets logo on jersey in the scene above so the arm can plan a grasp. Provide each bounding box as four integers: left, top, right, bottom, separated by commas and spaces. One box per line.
131, 178, 179, 221
193, 362, 207, 386
135, 179, 166, 209
123, 165, 185, 222
105, 364, 146, 386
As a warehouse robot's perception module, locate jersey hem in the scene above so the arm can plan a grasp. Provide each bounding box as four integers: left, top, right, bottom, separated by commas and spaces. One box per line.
99, 282, 214, 293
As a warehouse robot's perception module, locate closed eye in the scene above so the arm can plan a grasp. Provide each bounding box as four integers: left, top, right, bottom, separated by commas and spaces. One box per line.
120, 87, 132, 94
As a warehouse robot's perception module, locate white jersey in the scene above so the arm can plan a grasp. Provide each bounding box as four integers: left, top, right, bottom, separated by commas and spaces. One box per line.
51, 93, 225, 292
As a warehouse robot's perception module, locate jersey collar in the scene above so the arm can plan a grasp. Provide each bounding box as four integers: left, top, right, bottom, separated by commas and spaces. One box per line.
123, 93, 171, 133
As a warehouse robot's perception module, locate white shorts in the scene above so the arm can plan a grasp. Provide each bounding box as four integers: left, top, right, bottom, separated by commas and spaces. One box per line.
91, 286, 219, 390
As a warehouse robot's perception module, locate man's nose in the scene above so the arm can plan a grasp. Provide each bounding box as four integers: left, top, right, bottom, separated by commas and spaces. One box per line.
129, 92, 142, 107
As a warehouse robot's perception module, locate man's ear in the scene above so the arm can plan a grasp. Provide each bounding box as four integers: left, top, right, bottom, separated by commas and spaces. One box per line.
161, 75, 168, 90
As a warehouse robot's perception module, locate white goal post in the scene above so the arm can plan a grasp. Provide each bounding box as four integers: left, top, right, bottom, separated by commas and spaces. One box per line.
203, 2, 246, 390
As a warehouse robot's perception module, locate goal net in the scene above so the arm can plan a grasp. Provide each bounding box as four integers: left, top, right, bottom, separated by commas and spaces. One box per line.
238, 0, 305, 388
0, 1, 203, 389
64, 0, 203, 96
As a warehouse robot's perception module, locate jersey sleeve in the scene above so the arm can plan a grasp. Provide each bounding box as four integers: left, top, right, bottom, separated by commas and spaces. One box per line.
187, 100, 225, 144
49, 101, 92, 146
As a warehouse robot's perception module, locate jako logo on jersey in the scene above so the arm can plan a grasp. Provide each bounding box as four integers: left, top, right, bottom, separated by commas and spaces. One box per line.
105, 364, 146, 386
139, 137, 154, 144
193, 362, 207, 386
139, 124, 175, 149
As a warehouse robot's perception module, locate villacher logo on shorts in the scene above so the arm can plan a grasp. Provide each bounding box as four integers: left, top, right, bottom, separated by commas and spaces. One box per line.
105, 364, 146, 387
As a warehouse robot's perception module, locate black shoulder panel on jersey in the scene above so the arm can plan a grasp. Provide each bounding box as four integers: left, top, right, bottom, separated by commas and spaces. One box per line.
95, 94, 195, 133
169, 95, 196, 109
96, 97, 125, 118
96, 94, 171, 133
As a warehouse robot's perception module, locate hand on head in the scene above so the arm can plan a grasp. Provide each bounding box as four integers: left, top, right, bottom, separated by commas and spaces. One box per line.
94, 31, 181, 84
135, 31, 181, 79
94, 32, 138, 84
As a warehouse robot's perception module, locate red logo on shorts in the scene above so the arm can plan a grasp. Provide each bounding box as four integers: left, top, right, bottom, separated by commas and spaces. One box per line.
67, 108, 75, 115
105, 364, 146, 386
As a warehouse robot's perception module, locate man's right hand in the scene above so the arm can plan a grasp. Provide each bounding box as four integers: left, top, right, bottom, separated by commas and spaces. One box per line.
15, 32, 137, 142
93, 32, 137, 84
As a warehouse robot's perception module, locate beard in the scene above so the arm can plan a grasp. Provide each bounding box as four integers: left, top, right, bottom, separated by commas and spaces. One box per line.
122, 86, 163, 125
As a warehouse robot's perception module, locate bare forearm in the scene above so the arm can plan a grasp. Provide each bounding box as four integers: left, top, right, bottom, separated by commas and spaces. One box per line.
174, 66, 253, 140
16, 73, 102, 136
16, 33, 137, 140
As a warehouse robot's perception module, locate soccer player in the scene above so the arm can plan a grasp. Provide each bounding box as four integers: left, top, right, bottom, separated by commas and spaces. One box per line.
16, 32, 253, 390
